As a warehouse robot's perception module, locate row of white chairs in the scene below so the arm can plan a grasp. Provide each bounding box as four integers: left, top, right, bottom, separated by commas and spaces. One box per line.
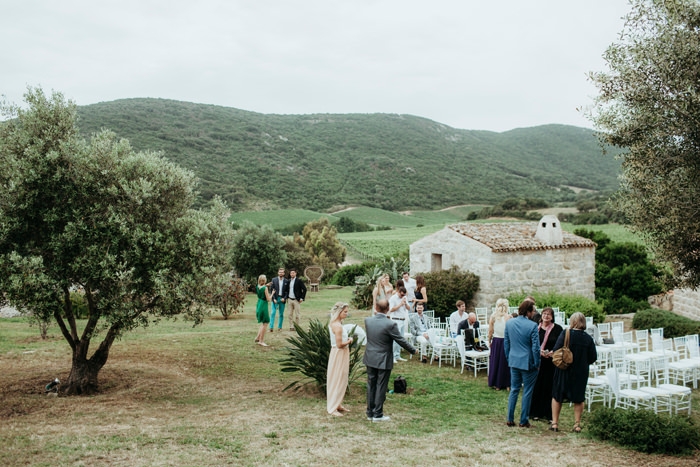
587, 333, 699, 415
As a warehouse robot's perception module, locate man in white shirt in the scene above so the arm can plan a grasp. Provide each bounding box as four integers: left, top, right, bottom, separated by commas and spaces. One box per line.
402, 272, 417, 310
388, 286, 411, 363
449, 300, 468, 338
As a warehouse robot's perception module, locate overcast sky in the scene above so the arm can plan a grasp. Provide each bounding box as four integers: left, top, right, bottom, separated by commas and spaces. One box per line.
1, 0, 631, 132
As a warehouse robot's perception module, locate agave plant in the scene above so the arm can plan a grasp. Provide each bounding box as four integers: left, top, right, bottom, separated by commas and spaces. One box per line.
280, 319, 365, 391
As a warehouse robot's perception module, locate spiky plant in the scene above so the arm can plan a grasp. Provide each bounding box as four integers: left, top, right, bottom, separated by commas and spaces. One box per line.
280, 319, 365, 391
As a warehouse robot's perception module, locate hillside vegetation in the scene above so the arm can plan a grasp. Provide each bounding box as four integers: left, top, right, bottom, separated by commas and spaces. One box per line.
76, 99, 621, 211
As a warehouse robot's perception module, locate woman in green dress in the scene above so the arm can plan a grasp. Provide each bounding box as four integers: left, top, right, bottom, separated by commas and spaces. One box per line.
255, 274, 272, 346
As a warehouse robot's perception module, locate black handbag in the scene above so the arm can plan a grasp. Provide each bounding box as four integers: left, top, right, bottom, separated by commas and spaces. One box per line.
393, 375, 407, 394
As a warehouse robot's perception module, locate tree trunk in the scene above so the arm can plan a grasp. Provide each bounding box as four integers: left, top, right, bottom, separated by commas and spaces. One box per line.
60, 336, 112, 396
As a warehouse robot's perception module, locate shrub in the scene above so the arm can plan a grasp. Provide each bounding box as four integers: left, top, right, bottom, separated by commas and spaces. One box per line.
350, 256, 409, 310
331, 262, 377, 286
589, 407, 699, 455
507, 291, 606, 324
351, 266, 383, 310
423, 266, 480, 320
632, 308, 700, 338
207, 275, 247, 319
280, 319, 365, 391
575, 229, 665, 315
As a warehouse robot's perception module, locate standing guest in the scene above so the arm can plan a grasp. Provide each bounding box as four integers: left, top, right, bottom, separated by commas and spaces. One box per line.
364, 299, 417, 422
372, 274, 393, 314
449, 300, 468, 338
269, 267, 288, 333
412, 275, 428, 311
402, 272, 417, 310
408, 302, 431, 362
488, 298, 512, 390
388, 286, 411, 363
529, 307, 563, 421
327, 302, 354, 416
285, 268, 307, 332
504, 299, 540, 428
550, 312, 597, 433
254, 275, 272, 346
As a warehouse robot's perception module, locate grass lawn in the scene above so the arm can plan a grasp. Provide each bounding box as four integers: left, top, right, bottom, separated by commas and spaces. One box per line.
1, 287, 696, 466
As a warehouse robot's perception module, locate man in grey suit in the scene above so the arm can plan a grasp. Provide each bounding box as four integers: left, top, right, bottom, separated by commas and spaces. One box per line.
504, 299, 540, 428
364, 299, 417, 422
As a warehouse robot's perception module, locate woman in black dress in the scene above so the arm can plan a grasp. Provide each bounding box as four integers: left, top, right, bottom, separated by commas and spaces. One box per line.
413, 275, 427, 311
550, 312, 597, 433
529, 307, 562, 422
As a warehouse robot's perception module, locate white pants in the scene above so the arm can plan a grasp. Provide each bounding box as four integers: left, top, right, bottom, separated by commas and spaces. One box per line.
393, 320, 407, 359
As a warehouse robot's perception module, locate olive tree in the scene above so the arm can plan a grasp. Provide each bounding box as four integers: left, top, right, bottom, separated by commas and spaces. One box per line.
0, 88, 234, 395
589, 0, 700, 288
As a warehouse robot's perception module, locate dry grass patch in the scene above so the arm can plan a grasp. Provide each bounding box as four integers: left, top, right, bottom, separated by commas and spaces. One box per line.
1, 287, 699, 466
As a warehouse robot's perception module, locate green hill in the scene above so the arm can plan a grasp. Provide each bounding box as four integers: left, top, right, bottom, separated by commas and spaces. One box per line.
76, 98, 620, 211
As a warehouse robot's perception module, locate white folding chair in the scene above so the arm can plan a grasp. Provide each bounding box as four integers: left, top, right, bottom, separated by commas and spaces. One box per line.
456, 332, 489, 377
635, 329, 649, 352
606, 367, 655, 411
611, 321, 624, 337
474, 307, 488, 328
651, 355, 692, 415
427, 328, 456, 368
650, 327, 664, 339
586, 376, 610, 411
598, 322, 611, 339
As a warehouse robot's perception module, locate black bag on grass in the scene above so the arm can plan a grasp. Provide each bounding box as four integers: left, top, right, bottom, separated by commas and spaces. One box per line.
394, 375, 407, 394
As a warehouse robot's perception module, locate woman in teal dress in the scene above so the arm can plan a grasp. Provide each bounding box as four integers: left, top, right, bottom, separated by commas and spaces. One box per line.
255, 274, 272, 346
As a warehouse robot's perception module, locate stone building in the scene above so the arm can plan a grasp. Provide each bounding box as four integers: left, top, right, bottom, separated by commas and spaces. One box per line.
655, 289, 700, 321
409, 215, 596, 309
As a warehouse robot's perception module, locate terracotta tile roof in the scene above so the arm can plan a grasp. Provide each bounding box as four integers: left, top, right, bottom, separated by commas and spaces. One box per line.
448, 222, 596, 252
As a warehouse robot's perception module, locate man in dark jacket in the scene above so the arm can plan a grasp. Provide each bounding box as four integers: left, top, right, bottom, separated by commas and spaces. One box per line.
363, 299, 417, 422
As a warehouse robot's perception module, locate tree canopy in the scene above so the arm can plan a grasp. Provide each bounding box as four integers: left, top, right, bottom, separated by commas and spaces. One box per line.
589, 0, 700, 288
0, 88, 234, 394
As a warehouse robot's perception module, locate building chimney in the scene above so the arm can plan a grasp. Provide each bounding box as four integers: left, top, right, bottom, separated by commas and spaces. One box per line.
535, 215, 563, 245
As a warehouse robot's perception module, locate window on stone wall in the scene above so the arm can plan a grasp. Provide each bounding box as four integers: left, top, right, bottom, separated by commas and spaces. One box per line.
431, 253, 442, 272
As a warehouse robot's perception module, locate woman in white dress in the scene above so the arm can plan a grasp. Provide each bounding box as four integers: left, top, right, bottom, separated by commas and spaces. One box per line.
326, 302, 354, 416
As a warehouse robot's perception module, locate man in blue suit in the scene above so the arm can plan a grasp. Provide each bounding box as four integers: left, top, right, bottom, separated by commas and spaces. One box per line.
504, 299, 540, 428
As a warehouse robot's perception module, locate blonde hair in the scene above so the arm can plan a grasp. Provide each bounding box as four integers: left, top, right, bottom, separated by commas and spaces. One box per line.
257, 274, 267, 286
568, 312, 587, 330
493, 298, 509, 318
330, 302, 348, 322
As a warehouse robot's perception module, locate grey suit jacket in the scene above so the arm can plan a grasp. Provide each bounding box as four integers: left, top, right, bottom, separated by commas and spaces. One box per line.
363, 313, 416, 370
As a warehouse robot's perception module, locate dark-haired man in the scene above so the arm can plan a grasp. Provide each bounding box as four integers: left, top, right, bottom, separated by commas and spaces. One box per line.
504, 299, 540, 428
285, 268, 306, 331
364, 299, 417, 422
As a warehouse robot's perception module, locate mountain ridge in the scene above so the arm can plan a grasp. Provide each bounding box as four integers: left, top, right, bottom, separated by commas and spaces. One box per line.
76, 98, 620, 211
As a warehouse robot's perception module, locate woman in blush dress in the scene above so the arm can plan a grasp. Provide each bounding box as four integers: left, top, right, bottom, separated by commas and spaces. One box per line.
529, 307, 563, 422
372, 274, 393, 314
326, 302, 354, 416
254, 274, 272, 347
488, 298, 512, 390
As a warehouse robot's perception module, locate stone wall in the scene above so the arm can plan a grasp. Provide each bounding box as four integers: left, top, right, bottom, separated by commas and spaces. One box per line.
410, 229, 595, 309
670, 289, 700, 320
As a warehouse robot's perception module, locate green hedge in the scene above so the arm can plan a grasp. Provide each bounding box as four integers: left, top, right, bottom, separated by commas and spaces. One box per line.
632, 308, 700, 338
507, 291, 606, 324
424, 266, 479, 320
589, 407, 699, 455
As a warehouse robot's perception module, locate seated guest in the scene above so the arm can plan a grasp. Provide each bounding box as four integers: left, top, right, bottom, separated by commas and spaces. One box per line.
408, 302, 431, 363
448, 300, 468, 338
458, 312, 485, 350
